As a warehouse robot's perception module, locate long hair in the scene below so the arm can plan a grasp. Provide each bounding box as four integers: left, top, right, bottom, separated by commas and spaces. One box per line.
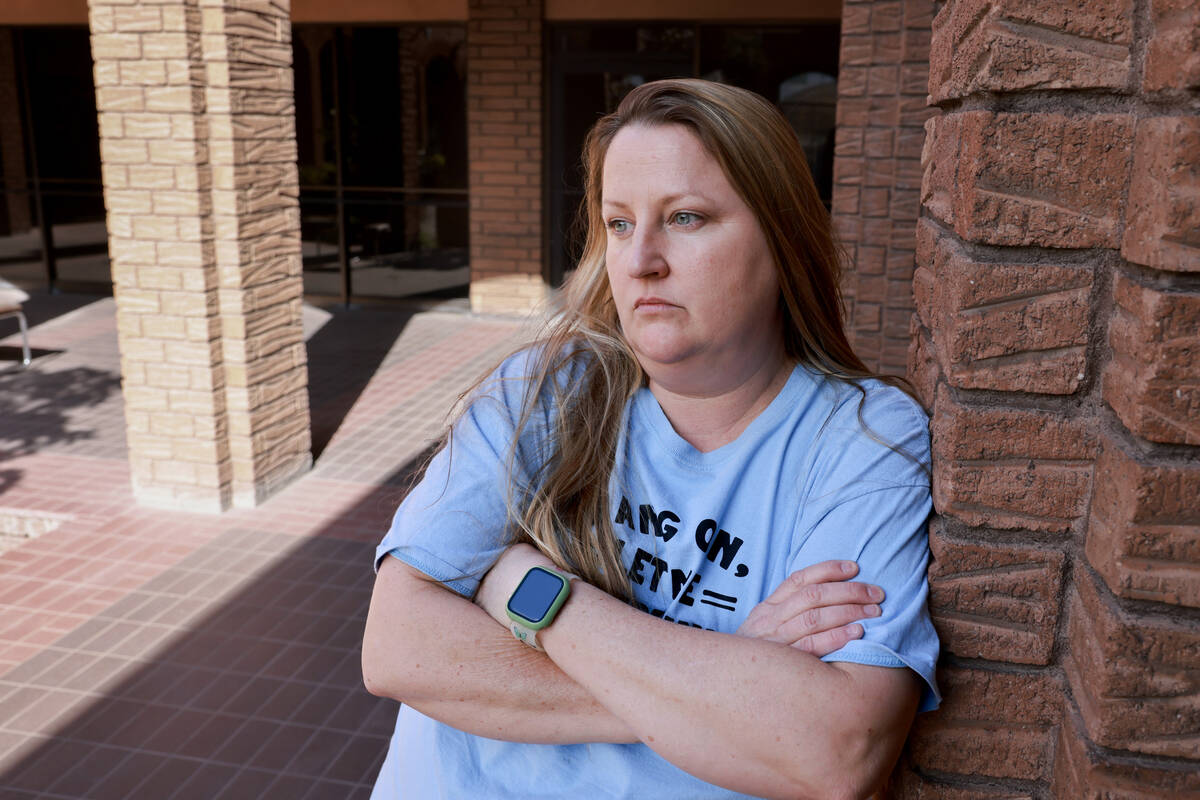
462, 78, 912, 599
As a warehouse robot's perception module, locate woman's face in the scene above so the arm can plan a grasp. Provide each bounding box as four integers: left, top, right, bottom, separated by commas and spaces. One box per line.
602, 123, 784, 388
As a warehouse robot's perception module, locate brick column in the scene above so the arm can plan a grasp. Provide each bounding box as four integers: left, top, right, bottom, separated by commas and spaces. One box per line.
900, 0, 1200, 795
466, 0, 546, 315
832, 0, 934, 375
90, 0, 311, 512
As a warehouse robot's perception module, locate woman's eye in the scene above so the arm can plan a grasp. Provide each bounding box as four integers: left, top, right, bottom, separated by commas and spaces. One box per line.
607, 219, 630, 235
671, 211, 701, 227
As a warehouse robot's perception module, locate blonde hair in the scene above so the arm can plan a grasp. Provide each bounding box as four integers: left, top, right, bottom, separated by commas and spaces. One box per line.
462, 78, 910, 599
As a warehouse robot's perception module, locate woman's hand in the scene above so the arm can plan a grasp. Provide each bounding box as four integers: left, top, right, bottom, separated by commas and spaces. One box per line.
736, 560, 882, 657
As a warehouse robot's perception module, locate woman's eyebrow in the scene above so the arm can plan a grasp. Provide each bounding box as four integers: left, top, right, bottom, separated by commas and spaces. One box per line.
602, 193, 711, 209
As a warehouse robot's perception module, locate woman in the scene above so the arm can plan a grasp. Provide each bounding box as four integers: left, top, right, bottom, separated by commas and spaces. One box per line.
363, 78, 939, 799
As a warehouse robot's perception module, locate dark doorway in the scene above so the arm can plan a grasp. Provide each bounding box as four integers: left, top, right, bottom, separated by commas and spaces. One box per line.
293, 25, 470, 306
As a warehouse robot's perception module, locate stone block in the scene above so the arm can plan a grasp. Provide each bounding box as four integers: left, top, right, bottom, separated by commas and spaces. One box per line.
148, 411, 195, 438
127, 165, 176, 190
122, 112, 173, 139
96, 86, 145, 113
953, 111, 1132, 248
1105, 274, 1200, 445
931, 385, 1095, 532
1066, 571, 1200, 758
1122, 116, 1200, 273
930, 0, 1132, 102
90, 33, 141, 60
144, 363, 193, 390
913, 219, 1092, 395
105, 189, 153, 215
140, 313, 187, 340
111, 6, 163, 33
1051, 710, 1200, 798
118, 59, 167, 86
1144, 0, 1200, 90
140, 33, 190, 61
928, 523, 1065, 664
100, 138, 149, 165
920, 113, 958, 227
909, 664, 1060, 782
1087, 435, 1200, 608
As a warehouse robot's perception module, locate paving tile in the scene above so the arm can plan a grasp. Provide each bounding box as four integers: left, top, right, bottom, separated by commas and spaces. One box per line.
0, 299, 529, 795
6, 689, 83, 734
251, 723, 317, 772
170, 760, 240, 800
44, 742, 126, 797
322, 733, 390, 785
212, 717, 280, 765
87, 750, 165, 800
133, 755, 202, 800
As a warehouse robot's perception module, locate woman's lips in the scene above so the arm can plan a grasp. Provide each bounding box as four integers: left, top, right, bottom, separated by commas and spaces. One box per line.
634, 297, 678, 311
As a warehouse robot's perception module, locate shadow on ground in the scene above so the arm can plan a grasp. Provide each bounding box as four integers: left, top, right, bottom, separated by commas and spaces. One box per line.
303, 307, 416, 462
0, 366, 122, 496
0, 455, 439, 799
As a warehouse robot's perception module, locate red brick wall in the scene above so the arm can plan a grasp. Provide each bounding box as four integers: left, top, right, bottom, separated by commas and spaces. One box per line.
834, 0, 936, 376
896, 0, 1200, 795
466, 0, 546, 313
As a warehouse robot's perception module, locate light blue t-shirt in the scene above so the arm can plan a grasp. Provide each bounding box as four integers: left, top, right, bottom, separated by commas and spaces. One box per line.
372, 350, 940, 799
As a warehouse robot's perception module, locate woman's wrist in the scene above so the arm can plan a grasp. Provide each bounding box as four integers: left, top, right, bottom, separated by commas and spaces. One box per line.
475, 543, 555, 628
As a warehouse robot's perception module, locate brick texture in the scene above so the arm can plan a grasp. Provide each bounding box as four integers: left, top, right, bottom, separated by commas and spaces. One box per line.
1066, 571, 1200, 758
913, 218, 1092, 394
1144, 0, 1200, 91
466, 0, 547, 315
1122, 116, 1200, 273
834, 0, 936, 376
1105, 273, 1200, 446
908, 665, 1062, 783
898, 0, 1200, 793
91, 0, 310, 512
929, 0, 1133, 102
1087, 435, 1200, 607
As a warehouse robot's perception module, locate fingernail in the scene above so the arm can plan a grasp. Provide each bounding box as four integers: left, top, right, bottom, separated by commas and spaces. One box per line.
865, 604, 881, 616
869, 586, 884, 601
841, 561, 856, 575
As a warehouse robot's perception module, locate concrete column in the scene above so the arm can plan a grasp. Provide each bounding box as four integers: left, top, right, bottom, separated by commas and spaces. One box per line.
466, 0, 546, 314
89, 0, 310, 512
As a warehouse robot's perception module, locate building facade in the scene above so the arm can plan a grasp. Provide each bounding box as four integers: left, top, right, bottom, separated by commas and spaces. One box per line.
0, 0, 1197, 794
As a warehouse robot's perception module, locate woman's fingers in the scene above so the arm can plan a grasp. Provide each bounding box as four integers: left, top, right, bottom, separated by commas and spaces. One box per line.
761, 560, 858, 605
737, 561, 884, 646
773, 601, 880, 646
793, 623, 865, 657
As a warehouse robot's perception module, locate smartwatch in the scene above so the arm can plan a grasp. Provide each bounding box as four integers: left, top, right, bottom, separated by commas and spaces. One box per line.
506, 565, 576, 650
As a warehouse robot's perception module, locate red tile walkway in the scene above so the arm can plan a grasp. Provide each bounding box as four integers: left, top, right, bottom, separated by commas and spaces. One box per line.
0, 292, 532, 799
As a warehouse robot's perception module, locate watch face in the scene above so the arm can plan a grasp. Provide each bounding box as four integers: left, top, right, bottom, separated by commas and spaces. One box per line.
507, 567, 566, 624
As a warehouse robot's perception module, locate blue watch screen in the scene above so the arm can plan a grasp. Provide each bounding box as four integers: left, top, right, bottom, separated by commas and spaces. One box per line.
508, 568, 564, 623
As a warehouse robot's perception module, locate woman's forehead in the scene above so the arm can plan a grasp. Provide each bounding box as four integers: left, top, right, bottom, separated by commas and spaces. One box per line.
601, 124, 731, 203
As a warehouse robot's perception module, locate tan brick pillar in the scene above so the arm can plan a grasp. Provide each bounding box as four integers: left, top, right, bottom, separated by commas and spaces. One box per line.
897, 0, 1200, 795
89, 0, 311, 512
466, 0, 546, 315
832, 0, 935, 376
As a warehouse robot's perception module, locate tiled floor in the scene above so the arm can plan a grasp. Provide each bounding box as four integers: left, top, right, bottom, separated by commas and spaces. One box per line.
0, 291, 533, 798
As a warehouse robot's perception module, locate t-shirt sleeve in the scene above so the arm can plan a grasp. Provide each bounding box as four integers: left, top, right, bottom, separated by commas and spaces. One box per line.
373, 350, 551, 598
788, 386, 941, 712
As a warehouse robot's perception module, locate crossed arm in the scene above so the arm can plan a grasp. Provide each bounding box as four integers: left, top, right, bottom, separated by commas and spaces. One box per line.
362, 545, 919, 800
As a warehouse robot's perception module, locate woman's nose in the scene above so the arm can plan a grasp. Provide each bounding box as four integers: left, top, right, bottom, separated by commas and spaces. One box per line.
627, 226, 668, 279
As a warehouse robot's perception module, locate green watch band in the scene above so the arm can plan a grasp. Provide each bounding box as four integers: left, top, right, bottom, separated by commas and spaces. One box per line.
506, 565, 576, 651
